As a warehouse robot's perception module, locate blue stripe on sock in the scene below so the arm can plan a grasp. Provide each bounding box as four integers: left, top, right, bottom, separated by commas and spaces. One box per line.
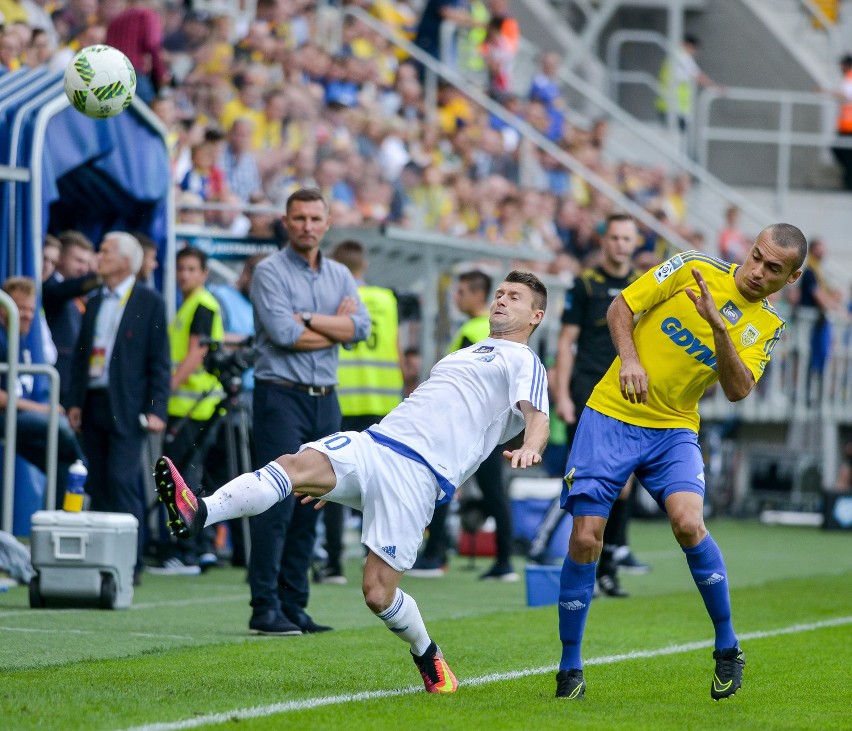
377, 589, 404, 621
263, 463, 290, 500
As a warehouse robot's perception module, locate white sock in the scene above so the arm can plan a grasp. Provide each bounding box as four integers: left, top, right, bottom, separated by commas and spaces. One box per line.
376, 588, 432, 656
202, 462, 292, 526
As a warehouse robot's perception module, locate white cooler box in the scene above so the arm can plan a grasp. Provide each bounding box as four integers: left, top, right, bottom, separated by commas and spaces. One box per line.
29, 510, 138, 609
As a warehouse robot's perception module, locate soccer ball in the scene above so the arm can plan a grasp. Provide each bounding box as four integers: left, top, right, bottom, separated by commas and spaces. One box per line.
64, 45, 137, 119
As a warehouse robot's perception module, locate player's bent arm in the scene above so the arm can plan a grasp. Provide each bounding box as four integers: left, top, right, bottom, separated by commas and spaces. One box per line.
305, 312, 356, 343
710, 322, 755, 402
503, 401, 550, 469
608, 295, 648, 402
292, 328, 337, 351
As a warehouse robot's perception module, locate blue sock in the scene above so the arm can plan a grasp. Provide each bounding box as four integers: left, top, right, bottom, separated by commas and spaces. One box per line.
683, 533, 738, 650
557, 555, 597, 671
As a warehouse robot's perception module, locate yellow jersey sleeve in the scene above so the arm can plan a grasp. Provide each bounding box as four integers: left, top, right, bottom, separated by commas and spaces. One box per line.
587, 252, 786, 432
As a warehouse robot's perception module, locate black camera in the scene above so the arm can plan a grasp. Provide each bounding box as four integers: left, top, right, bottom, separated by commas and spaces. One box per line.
202, 337, 257, 393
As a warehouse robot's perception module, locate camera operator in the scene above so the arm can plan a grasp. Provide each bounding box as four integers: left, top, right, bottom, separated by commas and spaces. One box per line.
247, 188, 370, 636
151, 246, 225, 575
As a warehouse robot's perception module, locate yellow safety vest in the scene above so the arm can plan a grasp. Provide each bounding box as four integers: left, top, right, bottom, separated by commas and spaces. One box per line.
448, 314, 490, 354
655, 58, 692, 115
337, 285, 403, 417
168, 287, 225, 420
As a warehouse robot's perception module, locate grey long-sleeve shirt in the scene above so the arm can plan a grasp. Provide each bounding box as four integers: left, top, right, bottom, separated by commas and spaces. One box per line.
251, 246, 371, 386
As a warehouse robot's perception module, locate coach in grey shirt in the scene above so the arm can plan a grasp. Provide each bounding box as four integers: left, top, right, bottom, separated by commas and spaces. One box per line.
248, 188, 370, 636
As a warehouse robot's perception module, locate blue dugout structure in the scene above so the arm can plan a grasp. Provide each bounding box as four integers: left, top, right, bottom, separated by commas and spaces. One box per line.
0, 67, 175, 534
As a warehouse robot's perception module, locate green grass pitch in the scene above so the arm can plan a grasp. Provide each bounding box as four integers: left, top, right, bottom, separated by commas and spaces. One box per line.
1, 518, 850, 730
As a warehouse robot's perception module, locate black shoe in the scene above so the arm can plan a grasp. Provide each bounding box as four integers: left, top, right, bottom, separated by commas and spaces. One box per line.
615, 548, 651, 575
478, 563, 519, 582
555, 669, 586, 699
282, 606, 333, 633
153, 456, 207, 540
711, 647, 745, 700
597, 573, 629, 597
248, 610, 302, 636
313, 565, 348, 585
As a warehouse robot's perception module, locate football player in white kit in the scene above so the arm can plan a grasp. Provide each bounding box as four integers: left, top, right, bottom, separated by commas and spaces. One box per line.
154, 270, 551, 694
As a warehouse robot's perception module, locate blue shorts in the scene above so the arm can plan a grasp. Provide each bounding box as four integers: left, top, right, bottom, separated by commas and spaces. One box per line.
561, 408, 705, 518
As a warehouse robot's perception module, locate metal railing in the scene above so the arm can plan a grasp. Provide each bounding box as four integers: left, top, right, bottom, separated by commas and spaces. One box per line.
0, 291, 62, 534
695, 86, 849, 214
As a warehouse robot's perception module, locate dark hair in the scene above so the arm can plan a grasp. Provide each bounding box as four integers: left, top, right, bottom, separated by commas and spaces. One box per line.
766, 223, 807, 272
458, 270, 492, 299
331, 239, 365, 274
605, 212, 636, 229
841, 54, 852, 67
176, 246, 208, 270
130, 230, 158, 252
58, 230, 94, 253
286, 187, 328, 213
504, 270, 548, 313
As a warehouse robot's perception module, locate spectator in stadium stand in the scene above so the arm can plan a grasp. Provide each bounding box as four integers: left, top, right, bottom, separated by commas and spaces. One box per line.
529, 50, 567, 142
179, 138, 228, 202
0, 29, 22, 74
796, 237, 844, 403
219, 117, 263, 203
132, 231, 159, 286
717, 205, 751, 263
553, 224, 807, 701
25, 28, 53, 67
830, 54, 852, 191
106, 0, 170, 104
68, 232, 170, 586
413, 0, 481, 69
153, 269, 549, 694
0, 276, 87, 508
42, 232, 100, 409
40, 234, 61, 284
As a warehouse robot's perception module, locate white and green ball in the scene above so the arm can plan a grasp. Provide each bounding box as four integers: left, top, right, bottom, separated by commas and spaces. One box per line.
64, 45, 137, 119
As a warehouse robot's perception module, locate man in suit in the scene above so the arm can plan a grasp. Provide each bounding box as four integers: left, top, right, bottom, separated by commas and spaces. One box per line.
68, 232, 171, 583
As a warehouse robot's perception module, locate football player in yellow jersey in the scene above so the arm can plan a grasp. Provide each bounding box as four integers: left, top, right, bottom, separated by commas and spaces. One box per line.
555, 223, 807, 702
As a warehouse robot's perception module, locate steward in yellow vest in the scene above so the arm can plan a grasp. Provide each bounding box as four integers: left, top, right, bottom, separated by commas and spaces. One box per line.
168, 250, 225, 421
337, 284, 403, 419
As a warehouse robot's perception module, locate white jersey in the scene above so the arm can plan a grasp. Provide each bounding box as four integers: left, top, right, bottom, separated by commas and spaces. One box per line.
368, 337, 548, 501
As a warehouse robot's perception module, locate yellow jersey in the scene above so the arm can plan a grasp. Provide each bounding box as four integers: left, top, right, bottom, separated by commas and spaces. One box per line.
587, 251, 786, 432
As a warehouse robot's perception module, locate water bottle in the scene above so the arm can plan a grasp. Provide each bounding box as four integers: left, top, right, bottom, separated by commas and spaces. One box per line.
63, 460, 88, 512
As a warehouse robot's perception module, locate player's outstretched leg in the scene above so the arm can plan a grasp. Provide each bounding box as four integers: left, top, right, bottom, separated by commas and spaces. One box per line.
411, 641, 458, 694
155, 456, 293, 540
711, 647, 745, 700
154, 456, 207, 539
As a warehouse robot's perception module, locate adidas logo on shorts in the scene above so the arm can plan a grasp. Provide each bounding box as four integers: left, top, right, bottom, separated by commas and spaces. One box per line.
382, 545, 397, 559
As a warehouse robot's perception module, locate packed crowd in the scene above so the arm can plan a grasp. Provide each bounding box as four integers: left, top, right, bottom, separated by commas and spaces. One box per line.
2, 0, 721, 278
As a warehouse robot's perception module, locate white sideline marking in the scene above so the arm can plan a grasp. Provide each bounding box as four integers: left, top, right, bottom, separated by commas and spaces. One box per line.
0, 626, 192, 640
119, 616, 852, 731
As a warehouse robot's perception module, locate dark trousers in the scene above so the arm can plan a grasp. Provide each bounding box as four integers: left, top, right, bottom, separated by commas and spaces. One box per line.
832, 135, 852, 190
80, 389, 145, 571
249, 380, 341, 615
422, 445, 512, 565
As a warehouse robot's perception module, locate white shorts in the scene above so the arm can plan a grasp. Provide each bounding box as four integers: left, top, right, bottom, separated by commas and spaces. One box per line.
300, 431, 441, 572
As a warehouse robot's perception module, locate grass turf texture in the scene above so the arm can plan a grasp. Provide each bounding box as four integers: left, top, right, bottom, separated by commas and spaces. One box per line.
1, 519, 850, 730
